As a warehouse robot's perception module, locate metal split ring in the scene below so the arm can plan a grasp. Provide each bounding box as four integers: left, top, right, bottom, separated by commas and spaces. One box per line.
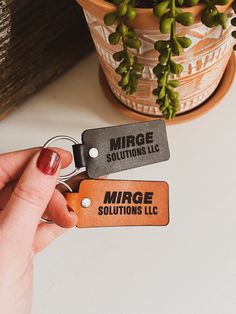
40, 180, 73, 224
43, 135, 80, 181
40, 135, 80, 224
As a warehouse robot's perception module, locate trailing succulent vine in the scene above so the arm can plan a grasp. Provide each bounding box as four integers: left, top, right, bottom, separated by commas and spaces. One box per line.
152, 0, 194, 119
104, 0, 234, 119
104, 1, 144, 95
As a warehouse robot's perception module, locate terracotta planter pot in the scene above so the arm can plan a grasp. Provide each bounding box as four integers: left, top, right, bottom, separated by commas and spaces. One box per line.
77, 0, 234, 117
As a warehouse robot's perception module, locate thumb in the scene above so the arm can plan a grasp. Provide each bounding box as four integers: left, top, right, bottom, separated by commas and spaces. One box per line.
1, 148, 61, 246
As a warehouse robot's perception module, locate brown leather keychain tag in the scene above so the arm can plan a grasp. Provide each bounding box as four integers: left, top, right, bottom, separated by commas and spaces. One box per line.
66, 179, 169, 228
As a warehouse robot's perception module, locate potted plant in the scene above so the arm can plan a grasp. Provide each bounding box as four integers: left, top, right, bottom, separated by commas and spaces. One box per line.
77, 0, 235, 120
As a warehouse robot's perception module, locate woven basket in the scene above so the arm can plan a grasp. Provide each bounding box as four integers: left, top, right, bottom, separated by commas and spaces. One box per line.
0, 0, 94, 120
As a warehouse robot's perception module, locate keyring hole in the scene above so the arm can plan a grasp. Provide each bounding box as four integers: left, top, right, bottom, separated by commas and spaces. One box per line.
89, 148, 99, 159
81, 198, 91, 208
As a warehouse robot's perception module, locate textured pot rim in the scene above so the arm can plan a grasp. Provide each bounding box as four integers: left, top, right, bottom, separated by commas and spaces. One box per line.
77, 0, 232, 25
98, 53, 236, 125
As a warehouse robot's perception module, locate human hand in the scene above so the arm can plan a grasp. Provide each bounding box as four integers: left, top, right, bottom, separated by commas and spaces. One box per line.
0, 148, 80, 314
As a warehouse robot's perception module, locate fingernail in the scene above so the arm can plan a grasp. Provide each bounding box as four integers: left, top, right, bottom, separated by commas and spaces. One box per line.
37, 148, 60, 176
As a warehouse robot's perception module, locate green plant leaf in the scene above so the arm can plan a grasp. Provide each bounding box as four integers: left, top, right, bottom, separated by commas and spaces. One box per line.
109, 32, 121, 45
126, 5, 137, 20
153, 1, 169, 17
104, 12, 118, 26
176, 12, 194, 26
177, 36, 192, 48
160, 17, 174, 34
170, 60, 184, 74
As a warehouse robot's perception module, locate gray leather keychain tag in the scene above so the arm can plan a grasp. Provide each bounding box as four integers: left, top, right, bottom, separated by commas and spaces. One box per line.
73, 120, 170, 178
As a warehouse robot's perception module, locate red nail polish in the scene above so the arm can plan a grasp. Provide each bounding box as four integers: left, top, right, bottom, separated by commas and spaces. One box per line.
37, 148, 60, 176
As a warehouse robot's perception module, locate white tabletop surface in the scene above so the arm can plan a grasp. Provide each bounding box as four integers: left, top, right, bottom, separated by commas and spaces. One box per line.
0, 52, 236, 314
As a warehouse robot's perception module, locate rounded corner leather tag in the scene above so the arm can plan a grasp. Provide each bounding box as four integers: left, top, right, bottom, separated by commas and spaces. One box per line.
66, 179, 169, 228
73, 120, 170, 178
